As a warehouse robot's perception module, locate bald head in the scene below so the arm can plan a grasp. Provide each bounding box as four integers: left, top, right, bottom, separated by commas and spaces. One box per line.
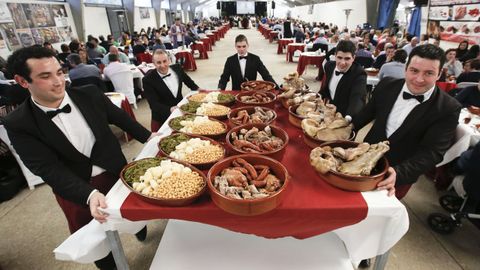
109, 46, 119, 54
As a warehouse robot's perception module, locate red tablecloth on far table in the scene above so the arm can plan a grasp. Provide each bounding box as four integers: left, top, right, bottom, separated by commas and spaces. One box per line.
297, 54, 325, 76
190, 42, 208, 59
175, 51, 197, 71
277, 39, 294, 54
269, 31, 279, 43
120, 99, 368, 239
207, 33, 216, 46
200, 37, 212, 51
286, 43, 306, 62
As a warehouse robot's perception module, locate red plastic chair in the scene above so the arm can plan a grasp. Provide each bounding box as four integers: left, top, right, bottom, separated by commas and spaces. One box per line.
136, 53, 152, 64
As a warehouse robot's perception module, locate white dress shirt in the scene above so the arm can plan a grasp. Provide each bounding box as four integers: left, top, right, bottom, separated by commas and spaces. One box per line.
158, 68, 180, 97
385, 83, 435, 138
238, 53, 248, 78
328, 68, 345, 100
33, 93, 105, 203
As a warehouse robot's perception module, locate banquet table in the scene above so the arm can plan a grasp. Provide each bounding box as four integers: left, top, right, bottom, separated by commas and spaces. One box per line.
190, 42, 209, 59
174, 50, 197, 71
200, 37, 212, 51
296, 52, 325, 76
55, 91, 409, 270
269, 31, 279, 43
286, 43, 306, 62
367, 75, 380, 87
437, 108, 480, 167
211, 30, 220, 41
277, 38, 295, 54
106, 92, 137, 141
206, 33, 216, 46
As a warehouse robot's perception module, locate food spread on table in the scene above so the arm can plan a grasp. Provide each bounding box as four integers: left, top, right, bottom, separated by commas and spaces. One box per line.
230, 107, 276, 124
230, 125, 284, 153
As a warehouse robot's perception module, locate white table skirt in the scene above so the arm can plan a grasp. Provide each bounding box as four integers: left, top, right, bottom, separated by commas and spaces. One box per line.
54, 94, 409, 264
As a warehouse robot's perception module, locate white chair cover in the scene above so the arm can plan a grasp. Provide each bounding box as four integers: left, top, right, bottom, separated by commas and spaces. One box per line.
107, 70, 136, 107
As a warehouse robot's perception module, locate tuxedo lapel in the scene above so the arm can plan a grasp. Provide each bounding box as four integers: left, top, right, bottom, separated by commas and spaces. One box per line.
388, 89, 438, 142
28, 100, 86, 161
153, 70, 176, 99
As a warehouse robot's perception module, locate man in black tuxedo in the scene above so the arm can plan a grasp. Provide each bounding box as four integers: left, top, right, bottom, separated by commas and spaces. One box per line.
3, 47, 154, 269
218, 34, 278, 90
143, 49, 202, 131
353, 44, 461, 200
320, 40, 367, 118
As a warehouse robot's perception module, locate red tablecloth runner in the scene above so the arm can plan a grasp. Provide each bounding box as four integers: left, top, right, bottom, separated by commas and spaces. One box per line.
286, 44, 306, 62
265, 29, 272, 39
200, 37, 212, 51
120, 98, 368, 239
269, 31, 278, 43
297, 55, 325, 76
120, 98, 136, 141
207, 34, 216, 46
190, 43, 208, 59
277, 39, 294, 54
175, 51, 197, 71
212, 30, 220, 41
436, 82, 457, 92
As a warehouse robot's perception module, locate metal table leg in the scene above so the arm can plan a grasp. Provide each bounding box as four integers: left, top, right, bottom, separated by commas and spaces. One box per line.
373, 250, 390, 270
105, 230, 130, 270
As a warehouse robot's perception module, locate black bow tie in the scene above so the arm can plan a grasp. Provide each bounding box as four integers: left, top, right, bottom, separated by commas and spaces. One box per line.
239, 56, 247, 60
161, 73, 171, 79
403, 92, 424, 103
335, 71, 345, 76
46, 104, 71, 119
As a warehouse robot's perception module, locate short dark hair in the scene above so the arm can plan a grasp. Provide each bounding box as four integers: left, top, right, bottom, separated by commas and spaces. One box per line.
335, 40, 356, 56
470, 59, 480, 70
7, 46, 57, 82
393, 49, 408, 63
406, 44, 446, 73
235, 34, 248, 44
67, 53, 81, 65
60, 43, 69, 53
445, 48, 456, 55
108, 53, 119, 62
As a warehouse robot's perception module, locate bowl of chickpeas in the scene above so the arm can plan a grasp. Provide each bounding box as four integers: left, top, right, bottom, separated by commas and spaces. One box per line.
120, 157, 207, 206
158, 133, 226, 170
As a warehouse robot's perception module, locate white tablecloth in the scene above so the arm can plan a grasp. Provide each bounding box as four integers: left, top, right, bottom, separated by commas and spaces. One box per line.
367, 76, 380, 86
54, 95, 409, 264
437, 108, 480, 166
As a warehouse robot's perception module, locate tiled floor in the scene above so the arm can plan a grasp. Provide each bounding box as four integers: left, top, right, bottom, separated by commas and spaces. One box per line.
1, 27, 479, 270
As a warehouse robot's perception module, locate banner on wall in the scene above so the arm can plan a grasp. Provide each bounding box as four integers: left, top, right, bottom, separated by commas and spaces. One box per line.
427, 0, 480, 44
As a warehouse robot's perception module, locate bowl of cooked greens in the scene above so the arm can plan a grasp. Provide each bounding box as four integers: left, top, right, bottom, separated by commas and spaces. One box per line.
187, 91, 236, 106
179, 101, 231, 120
168, 115, 228, 139
158, 133, 226, 170
120, 157, 207, 206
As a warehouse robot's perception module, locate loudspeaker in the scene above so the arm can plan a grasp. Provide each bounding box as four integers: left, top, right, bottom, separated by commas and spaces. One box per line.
272, 1, 276, 9
413, 0, 428, 6
217, 1, 220, 10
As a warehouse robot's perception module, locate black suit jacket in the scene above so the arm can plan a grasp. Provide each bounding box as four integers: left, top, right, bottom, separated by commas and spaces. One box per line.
352, 78, 461, 186
2, 86, 151, 204
320, 61, 367, 117
218, 53, 278, 90
142, 64, 199, 124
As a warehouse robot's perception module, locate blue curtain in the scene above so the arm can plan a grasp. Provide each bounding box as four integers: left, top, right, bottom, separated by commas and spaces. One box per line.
408, 7, 421, 37
377, 0, 398, 29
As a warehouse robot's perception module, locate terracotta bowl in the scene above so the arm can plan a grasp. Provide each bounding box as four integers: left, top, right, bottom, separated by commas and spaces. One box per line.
303, 130, 356, 148
120, 157, 207, 206
240, 80, 276, 91
288, 104, 306, 128
187, 91, 236, 106
227, 106, 277, 127
168, 115, 229, 140
179, 102, 230, 120
158, 133, 226, 170
226, 123, 289, 161
235, 90, 277, 109
314, 141, 389, 192
207, 154, 289, 216
365, 68, 379, 76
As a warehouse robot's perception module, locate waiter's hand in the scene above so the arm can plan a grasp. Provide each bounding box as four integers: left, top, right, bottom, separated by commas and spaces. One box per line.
89, 191, 109, 223
377, 167, 396, 196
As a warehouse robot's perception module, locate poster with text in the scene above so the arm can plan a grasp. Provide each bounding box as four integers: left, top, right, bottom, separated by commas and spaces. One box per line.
7, 3, 28, 29
429, 6, 452, 21
0, 23, 20, 50
139, 8, 150, 19
23, 3, 56, 28
0, 3, 12, 23
52, 5, 68, 27
57, 26, 73, 42
16, 28, 34, 47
